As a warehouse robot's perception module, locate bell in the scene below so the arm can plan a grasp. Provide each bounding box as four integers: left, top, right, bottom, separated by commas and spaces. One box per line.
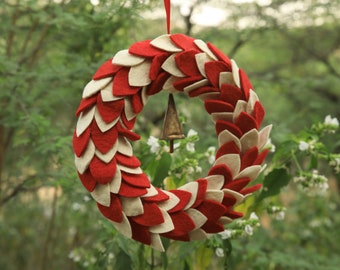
160, 94, 185, 152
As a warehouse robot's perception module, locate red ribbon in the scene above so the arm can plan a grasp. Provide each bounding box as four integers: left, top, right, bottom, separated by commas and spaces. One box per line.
164, 0, 171, 34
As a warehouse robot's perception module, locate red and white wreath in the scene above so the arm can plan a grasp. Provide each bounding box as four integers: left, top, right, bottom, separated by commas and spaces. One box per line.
72, 33, 272, 251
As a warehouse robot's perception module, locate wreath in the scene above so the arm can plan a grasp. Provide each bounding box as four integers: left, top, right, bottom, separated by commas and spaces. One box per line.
73, 34, 272, 251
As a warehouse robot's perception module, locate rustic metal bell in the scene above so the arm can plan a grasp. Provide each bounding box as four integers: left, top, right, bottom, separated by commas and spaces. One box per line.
160, 94, 185, 152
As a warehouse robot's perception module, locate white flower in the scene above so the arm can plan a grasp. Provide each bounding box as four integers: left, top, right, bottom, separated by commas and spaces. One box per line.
195, 166, 202, 173
206, 146, 216, 164
147, 136, 160, 153
249, 212, 259, 221
275, 211, 285, 220
187, 129, 198, 137
215, 248, 224, 257
219, 229, 233, 239
298, 141, 309, 151
265, 138, 276, 152
324, 115, 339, 128
186, 142, 195, 152
244, 224, 253, 235
329, 157, 340, 173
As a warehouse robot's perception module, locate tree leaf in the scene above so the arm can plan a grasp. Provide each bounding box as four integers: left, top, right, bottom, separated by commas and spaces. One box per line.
152, 153, 172, 187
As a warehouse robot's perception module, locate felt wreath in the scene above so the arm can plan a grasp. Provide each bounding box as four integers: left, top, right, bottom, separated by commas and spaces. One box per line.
73, 34, 272, 251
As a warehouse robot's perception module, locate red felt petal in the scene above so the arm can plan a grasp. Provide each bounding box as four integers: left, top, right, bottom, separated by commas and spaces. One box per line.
224, 209, 243, 219
73, 129, 91, 157
197, 200, 226, 221
215, 120, 243, 138
254, 149, 269, 165
207, 42, 232, 69
129, 39, 164, 57
204, 100, 234, 114
170, 34, 199, 51
201, 220, 224, 233
121, 172, 150, 188
131, 92, 144, 114
142, 188, 170, 203
168, 190, 192, 213
216, 141, 240, 159
208, 164, 233, 185
89, 156, 116, 183
235, 112, 258, 134
112, 68, 141, 96
188, 86, 219, 98
224, 177, 251, 191
117, 123, 141, 141
161, 211, 195, 240
205, 61, 230, 88
239, 69, 252, 100
146, 71, 170, 96
175, 50, 201, 76
120, 113, 136, 130
222, 194, 237, 207
76, 95, 97, 116
253, 101, 265, 127
191, 179, 208, 208
97, 96, 124, 123
173, 75, 204, 91
220, 84, 245, 105
130, 220, 151, 245
240, 184, 262, 195
97, 193, 122, 222
78, 170, 97, 192
92, 59, 121, 80
91, 121, 118, 154
116, 153, 141, 168
241, 147, 259, 170
118, 182, 148, 197
131, 202, 164, 226
149, 53, 169, 80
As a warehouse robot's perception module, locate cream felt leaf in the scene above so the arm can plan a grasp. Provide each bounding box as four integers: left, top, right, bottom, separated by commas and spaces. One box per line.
163, 76, 181, 93
198, 92, 220, 101
149, 209, 174, 233
219, 72, 234, 88
205, 190, 224, 202
112, 49, 145, 66
205, 175, 225, 190
186, 209, 208, 229
76, 106, 95, 136
247, 90, 259, 114
150, 234, 165, 252
91, 183, 111, 207
258, 125, 273, 149
214, 154, 241, 178
111, 213, 132, 238
129, 61, 152, 86
157, 191, 181, 212
121, 196, 143, 216
150, 34, 182, 52
117, 136, 133, 156
100, 82, 123, 102
161, 54, 186, 77
240, 129, 259, 153
236, 165, 262, 181
83, 77, 112, 98
223, 189, 245, 204
211, 112, 234, 123
218, 129, 241, 149
195, 52, 213, 77
94, 109, 119, 133
231, 59, 240, 88
117, 165, 143, 174
178, 182, 199, 210
124, 98, 137, 121
109, 169, 122, 194
183, 79, 209, 93
189, 229, 208, 240
219, 216, 233, 225
95, 143, 118, 163
74, 139, 95, 174
194, 39, 218, 60
233, 100, 248, 122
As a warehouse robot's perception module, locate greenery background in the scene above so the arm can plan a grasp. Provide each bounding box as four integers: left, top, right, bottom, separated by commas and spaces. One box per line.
0, 0, 339, 269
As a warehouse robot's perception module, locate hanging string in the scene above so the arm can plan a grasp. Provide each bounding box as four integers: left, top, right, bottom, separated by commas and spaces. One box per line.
164, 0, 171, 34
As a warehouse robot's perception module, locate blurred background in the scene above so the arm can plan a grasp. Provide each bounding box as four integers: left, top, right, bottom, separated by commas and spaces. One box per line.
0, 0, 339, 269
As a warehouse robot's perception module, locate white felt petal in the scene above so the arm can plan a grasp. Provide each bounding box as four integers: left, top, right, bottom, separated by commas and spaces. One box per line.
117, 136, 133, 156
246, 90, 259, 114
194, 39, 218, 60
223, 189, 244, 203
161, 54, 186, 77
142, 185, 158, 197
231, 59, 240, 88
189, 229, 208, 240
205, 190, 224, 202
219, 72, 234, 88
150, 34, 182, 52
195, 52, 212, 77
211, 112, 233, 123
178, 182, 198, 210
219, 216, 233, 225
198, 92, 220, 101
91, 183, 111, 207
186, 208, 208, 229
149, 209, 174, 233
111, 213, 132, 238
124, 98, 136, 121
94, 108, 119, 132
150, 233, 165, 252
141, 86, 149, 105
117, 165, 143, 174
184, 79, 209, 93
163, 76, 180, 93
95, 143, 118, 163
74, 139, 95, 174
83, 77, 112, 98
157, 190, 180, 212
258, 125, 272, 149
205, 175, 225, 190
128, 61, 152, 87
76, 106, 95, 136
110, 169, 121, 194
101, 82, 123, 102
214, 154, 241, 178
218, 129, 241, 149
121, 197, 144, 216
236, 165, 262, 181
233, 100, 247, 121
240, 129, 259, 153
112, 49, 145, 66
